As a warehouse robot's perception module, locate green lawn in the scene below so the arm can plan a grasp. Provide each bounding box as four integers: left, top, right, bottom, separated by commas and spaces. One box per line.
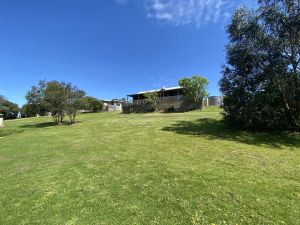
0, 108, 299, 225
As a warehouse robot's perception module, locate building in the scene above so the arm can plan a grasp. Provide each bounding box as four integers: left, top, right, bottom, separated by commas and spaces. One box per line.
126, 86, 197, 112
103, 99, 123, 111
125, 86, 223, 113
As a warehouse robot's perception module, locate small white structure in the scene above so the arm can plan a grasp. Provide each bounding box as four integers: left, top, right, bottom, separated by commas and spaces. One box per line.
0, 114, 3, 127
207, 96, 223, 106
103, 100, 123, 111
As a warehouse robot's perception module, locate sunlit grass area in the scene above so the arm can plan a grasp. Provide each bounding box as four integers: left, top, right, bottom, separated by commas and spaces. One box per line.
0, 108, 299, 224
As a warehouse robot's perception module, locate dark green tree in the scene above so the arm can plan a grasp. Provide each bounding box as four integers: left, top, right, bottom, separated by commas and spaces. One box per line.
65, 84, 86, 124
43, 81, 86, 124
21, 104, 37, 118
220, 0, 300, 131
25, 80, 47, 116
43, 81, 68, 124
83, 97, 104, 112
0, 95, 19, 119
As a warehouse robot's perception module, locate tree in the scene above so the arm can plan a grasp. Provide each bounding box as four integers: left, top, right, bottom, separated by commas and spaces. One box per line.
22, 81, 97, 124
43, 81, 86, 124
178, 75, 209, 109
43, 81, 68, 124
65, 84, 86, 124
0, 96, 19, 119
83, 97, 104, 112
21, 104, 37, 117
144, 91, 160, 112
25, 80, 47, 116
220, 0, 300, 131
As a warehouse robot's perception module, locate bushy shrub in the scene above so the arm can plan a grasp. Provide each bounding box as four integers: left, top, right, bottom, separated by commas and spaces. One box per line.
164, 106, 176, 113
122, 104, 133, 114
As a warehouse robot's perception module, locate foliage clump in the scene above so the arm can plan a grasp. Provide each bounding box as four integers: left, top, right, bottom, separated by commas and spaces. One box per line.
25, 80, 103, 124
144, 91, 161, 112
220, 0, 300, 131
0, 95, 19, 119
179, 75, 209, 110
82, 97, 104, 113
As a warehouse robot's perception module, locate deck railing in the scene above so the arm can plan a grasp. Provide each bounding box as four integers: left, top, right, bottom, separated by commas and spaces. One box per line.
132, 95, 185, 105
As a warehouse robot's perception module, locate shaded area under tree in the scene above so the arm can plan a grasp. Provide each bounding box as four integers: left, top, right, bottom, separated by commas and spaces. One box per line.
162, 118, 300, 149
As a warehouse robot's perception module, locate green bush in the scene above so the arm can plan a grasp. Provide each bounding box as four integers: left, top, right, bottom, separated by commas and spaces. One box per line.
220, 1, 300, 131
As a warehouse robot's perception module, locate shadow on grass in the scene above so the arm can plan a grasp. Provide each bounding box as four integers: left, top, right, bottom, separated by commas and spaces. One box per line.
0, 129, 24, 137
20, 121, 81, 128
162, 118, 300, 149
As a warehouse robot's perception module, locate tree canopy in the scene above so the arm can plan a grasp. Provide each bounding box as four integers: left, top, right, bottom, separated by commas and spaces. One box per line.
0, 95, 19, 119
220, 0, 300, 131
82, 97, 104, 112
25, 81, 87, 124
179, 75, 209, 109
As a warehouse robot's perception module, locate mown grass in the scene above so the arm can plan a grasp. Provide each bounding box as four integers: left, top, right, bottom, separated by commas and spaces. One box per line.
0, 107, 299, 225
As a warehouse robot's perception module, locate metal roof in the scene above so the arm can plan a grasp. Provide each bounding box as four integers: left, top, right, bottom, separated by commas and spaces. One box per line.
103, 99, 124, 103
127, 86, 183, 97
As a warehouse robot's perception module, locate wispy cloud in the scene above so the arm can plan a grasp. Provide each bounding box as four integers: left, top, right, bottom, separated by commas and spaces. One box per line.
116, 0, 240, 28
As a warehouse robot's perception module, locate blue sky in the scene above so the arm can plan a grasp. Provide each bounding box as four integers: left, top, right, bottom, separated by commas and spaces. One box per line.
0, 0, 255, 106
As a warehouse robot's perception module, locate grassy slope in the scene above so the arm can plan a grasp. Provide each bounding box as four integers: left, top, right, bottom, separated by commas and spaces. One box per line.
0, 108, 299, 225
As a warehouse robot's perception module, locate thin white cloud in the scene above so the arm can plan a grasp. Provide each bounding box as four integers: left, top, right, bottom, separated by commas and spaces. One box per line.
116, 0, 240, 28
146, 0, 231, 27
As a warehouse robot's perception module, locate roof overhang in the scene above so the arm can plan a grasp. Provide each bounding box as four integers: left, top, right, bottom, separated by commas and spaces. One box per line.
127, 86, 184, 97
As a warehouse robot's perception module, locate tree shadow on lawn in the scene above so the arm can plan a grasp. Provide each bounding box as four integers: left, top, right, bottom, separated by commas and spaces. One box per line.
19, 121, 82, 129
0, 129, 24, 137
162, 118, 300, 149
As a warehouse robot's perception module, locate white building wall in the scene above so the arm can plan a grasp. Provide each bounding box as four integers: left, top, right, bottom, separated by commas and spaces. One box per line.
106, 103, 123, 111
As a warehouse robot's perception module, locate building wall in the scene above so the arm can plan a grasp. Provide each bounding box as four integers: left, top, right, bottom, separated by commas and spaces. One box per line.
107, 104, 122, 111
104, 102, 123, 111
127, 97, 197, 113
125, 94, 222, 113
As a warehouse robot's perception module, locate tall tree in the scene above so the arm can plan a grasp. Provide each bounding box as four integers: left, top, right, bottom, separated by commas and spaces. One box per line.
179, 75, 209, 109
25, 80, 47, 116
65, 84, 86, 124
220, 0, 300, 130
43, 81, 68, 124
